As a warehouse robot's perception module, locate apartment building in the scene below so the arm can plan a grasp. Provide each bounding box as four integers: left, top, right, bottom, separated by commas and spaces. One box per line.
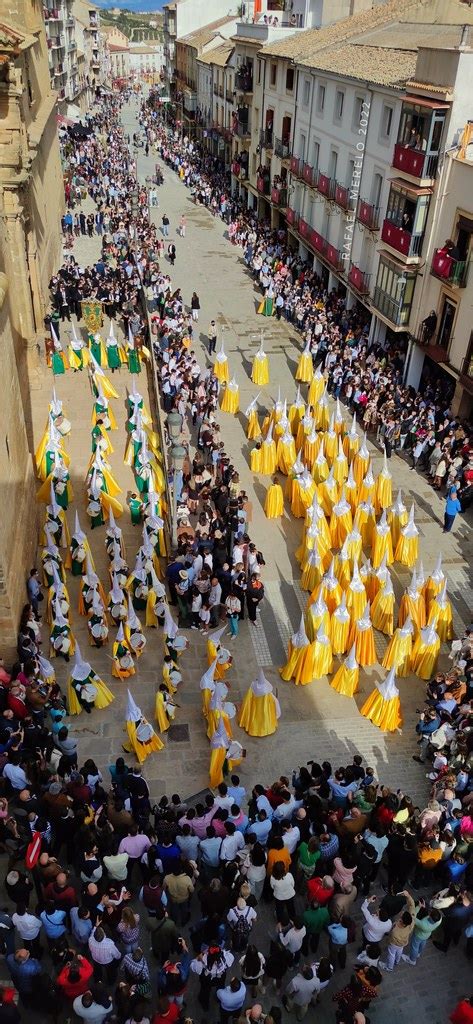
230, 0, 473, 414
0, 9, 63, 652
129, 42, 164, 80
197, 42, 235, 165
73, 1, 107, 106
163, 0, 238, 90
43, 0, 81, 110
175, 16, 237, 123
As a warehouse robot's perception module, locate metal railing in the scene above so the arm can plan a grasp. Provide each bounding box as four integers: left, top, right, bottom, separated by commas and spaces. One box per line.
259, 127, 273, 149
274, 137, 290, 159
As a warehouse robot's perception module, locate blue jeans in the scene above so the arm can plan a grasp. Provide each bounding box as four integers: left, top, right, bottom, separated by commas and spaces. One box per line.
228, 614, 239, 636
163, 224, 169, 236
443, 512, 455, 532
409, 933, 427, 962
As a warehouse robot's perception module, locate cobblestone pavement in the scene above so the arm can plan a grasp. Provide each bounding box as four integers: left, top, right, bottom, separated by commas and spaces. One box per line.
23, 97, 472, 1022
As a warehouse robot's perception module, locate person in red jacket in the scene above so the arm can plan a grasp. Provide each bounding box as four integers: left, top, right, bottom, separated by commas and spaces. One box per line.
451, 997, 473, 1024
307, 875, 335, 906
56, 955, 93, 999
43, 871, 78, 911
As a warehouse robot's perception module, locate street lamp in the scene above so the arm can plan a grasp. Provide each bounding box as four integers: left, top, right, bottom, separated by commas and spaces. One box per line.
170, 442, 187, 550
131, 185, 140, 219
166, 410, 183, 441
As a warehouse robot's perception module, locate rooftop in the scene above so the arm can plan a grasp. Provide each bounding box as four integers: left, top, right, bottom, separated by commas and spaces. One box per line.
178, 15, 236, 51
260, 0, 473, 60
299, 43, 417, 88
197, 41, 234, 67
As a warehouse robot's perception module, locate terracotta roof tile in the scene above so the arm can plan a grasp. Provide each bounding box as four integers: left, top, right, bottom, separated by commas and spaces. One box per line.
299, 43, 417, 87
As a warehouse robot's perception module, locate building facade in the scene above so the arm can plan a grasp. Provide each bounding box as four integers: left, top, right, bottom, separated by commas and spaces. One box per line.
229, 0, 473, 415
162, 0, 238, 92
73, 1, 107, 109
0, 6, 63, 653
43, 0, 81, 111
175, 16, 237, 124
129, 42, 164, 80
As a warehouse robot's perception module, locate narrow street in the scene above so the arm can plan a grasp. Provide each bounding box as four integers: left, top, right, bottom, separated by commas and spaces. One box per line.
20, 96, 473, 1024
28, 97, 471, 803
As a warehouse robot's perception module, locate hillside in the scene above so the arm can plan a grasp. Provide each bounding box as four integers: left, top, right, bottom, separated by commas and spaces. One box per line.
99, 6, 163, 40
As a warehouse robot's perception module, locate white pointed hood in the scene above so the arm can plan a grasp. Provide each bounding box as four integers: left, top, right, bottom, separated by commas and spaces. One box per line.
116, 622, 125, 644
399, 614, 414, 638
334, 591, 350, 621
245, 393, 260, 417
431, 553, 444, 584
316, 622, 330, 645
380, 448, 391, 477
376, 666, 399, 700
83, 555, 99, 588
315, 442, 327, 466
416, 561, 425, 589
208, 625, 228, 647
312, 590, 328, 619
407, 568, 419, 599
252, 668, 273, 697
435, 579, 449, 608
349, 560, 365, 593
108, 322, 117, 345
48, 480, 60, 517
210, 715, 229, 749
38, 654, 55, 680
263, 421, 274, 445
73, 512, 85, 544
346, 465, 356, 489
110, 574, 125, 603
357, 602, 372, 630
127, 325, 136, 351
150, 566, 166, 598
125, 689, 142, 723
163, 605, 178, 639
383, 573, 394, 598
420, 619, 439, 646
345, 643, 358, 671
376, 509, 390, 536
70, 642, 92, 682
52, 596, 68, 628
200, 658, 218, 690
50, 388, 62, 416
127, 595, 141, 632
402, 502, 418, 537
349, 413, 358, 438
392, 488, 406, 516
292, 614, 309, 648
358, 433, 369, 460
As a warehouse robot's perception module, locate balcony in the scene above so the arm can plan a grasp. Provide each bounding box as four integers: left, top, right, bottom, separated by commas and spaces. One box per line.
298, 217, 310, 240
381, 218, 424, 259
310, 229, 327, 256
286, 207, 299, 231
68, 40, 77, 51
89, 14, 98, 26
274, 137, 290, 160
357, 198, 380, 231
431, 249, 470, 288
392, 143, 438, 182
257, 175, 270, 196
44, 8, 60, 19
326, 244, 344, 272
348, 265, 371, 295
334, 182, 349, 210
232, 161, 241, 176
461, 353, 473, 381
290, 156, 301, 177
51, 35, 64, 48
235, 69, 253, 94
66, 16, 74, 26
317, 171, 333, 199
234, 120, 250, 139
259, 127, 273, 150
271, 186, 287, 207
302, 162, 315, 187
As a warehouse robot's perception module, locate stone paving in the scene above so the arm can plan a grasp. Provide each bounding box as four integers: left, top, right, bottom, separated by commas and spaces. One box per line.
22, 97, 473, 1022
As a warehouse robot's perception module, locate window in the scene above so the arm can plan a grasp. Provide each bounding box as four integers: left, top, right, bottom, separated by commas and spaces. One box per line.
270, 63, 277, 87
353, 96, 363, 127
299, 132, 306, 160
257, 59, 261, 84
303, 78, 310, 106
347, 159, 355, 188
371, 172, 383, 209
373, 257, 416, 326
335, 90, 344, 121
329, 150, 338, 179
316, 83, 325, 113
312, 140, 320, 169
286, 67, 294, 92
381, 104, 393, 139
